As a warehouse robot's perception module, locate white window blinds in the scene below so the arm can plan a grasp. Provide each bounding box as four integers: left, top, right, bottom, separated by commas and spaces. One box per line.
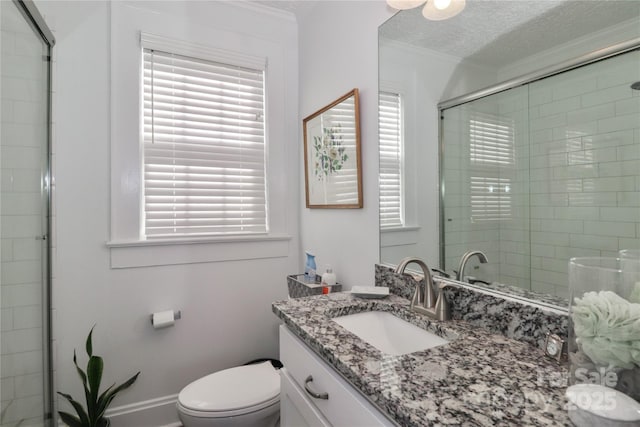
142, 48, 267, 238
379, 91, 404, 228
469, 112, 514, 222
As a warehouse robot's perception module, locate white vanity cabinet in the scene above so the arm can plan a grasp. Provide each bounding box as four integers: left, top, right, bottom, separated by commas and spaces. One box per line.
279, 325, 396, 427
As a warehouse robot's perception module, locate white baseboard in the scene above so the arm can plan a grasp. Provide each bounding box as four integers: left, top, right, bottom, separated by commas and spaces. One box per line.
105, 394, 180, 427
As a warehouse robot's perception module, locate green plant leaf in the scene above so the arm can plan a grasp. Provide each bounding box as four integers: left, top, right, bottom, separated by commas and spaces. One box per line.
58, 411, 84, 427
96, 372, 140, 419
57, 392, 89, 425
73, 350, 91, 422
87, 355, 104, 423
86, 325, 95, 357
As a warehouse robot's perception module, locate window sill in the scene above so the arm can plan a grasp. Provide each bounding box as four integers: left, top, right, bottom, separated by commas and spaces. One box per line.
380, 226, 420, 248
107, 233, 292, 268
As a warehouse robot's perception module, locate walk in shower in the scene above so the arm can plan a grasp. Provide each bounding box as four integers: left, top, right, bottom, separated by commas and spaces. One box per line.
440, 47, 640, 298
1, 1, 54, 425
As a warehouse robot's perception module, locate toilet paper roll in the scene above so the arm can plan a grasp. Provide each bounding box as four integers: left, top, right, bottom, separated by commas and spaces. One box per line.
152, 310, 175, 329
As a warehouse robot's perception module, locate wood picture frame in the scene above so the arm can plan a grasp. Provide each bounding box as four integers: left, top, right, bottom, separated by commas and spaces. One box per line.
303, 89, 363, 208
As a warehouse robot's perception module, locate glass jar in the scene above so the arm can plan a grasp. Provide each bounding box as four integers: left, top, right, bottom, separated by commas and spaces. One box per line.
568, 257, 640, 402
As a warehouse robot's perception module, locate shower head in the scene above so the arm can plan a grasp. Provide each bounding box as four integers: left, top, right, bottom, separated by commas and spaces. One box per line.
631, 81, 640, 90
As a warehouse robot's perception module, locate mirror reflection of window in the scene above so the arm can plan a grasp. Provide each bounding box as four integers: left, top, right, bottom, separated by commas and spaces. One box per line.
379, 91, 404, 229
468, 112, 515, 222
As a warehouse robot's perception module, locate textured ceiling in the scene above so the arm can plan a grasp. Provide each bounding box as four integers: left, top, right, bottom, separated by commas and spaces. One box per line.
380, 0, 640, 68
255, 1, 640, 68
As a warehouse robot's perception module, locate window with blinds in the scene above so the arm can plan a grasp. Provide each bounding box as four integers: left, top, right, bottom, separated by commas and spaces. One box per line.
379, 91, 404, 228
142, 48, 267, 238
469, 112, 514, 222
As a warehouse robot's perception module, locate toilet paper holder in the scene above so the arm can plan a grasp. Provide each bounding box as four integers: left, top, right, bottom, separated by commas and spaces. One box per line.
150, 310, 182, 328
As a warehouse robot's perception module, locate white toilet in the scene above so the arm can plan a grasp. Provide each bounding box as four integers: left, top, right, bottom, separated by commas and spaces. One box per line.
177, 361, 281, 427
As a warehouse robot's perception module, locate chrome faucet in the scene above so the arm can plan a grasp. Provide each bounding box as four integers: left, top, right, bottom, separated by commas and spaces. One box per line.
456, 251, 489, 282
395, 257, 450, 321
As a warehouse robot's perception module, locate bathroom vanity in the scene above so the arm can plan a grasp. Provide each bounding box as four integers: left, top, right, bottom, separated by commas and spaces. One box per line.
274, 291, 571, 426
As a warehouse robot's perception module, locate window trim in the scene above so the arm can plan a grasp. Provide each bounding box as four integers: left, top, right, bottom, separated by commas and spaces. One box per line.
108, 3, 294, 268
139, 37, 269, 239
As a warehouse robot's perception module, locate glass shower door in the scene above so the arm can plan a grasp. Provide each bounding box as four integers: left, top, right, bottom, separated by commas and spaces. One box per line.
1, 0, 52, 425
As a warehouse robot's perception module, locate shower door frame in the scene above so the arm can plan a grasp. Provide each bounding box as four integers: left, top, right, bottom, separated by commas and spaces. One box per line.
437, 37, 640, 279
11, 0, 56, 424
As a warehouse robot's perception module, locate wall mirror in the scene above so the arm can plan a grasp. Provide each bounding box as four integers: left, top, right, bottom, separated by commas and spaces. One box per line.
379, 2, 640, 305
304, 89, 363, 208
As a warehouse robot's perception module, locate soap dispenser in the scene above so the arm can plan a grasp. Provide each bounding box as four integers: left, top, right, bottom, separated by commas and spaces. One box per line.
321, 265, 336, 294
304, 251, 317, 282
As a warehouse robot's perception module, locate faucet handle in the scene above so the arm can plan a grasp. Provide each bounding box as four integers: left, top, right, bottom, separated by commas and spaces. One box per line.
434, 291, 450, 321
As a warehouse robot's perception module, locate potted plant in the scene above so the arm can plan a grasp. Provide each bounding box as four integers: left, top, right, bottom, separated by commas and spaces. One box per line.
58, 327, 140, 427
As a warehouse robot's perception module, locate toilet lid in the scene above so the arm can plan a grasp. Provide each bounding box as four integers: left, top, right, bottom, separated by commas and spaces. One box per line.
178, 361, 280, 412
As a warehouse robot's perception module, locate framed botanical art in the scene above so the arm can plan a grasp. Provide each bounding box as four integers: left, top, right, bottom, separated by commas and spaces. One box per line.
303, 89, 363, 208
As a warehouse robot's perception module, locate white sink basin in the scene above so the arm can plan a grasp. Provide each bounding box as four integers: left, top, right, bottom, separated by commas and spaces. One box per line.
331, 311, 449, 356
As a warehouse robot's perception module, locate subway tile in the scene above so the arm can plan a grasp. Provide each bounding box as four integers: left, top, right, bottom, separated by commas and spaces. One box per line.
555, 246, 601, 259
598, 113, 640, 133
499, 264, 530, 279
582, 129, 634, 150
552, 122, 598, 141
582, 176, 635, 192
615, 97, 640, 115
1, 307, 13, 331
504, 252, 530, 267
567, 103, 615, 126
0, 395, 43, 424
1, 327, 42, 355
1, 377, 15, 401
13, 100, 45, 125
570, 234, 619, 251
531, 280, 556, 295
499, 240, 529, 254
530, 129, 553, 144
0, 284, 41, 308
1, 30, 16, 55
1, 122, 46, 148
569, 192, 617, 207
531, 231, 570, 246
539, 96, 581, 117
618, 191, 640, 207
1, 239, 13, 262
531, 206, 555, 219
553, 286, 569, 299
599, 207, 640, 222
0, 146, 41, 170
554, 206, 600, 220
12, 305, 41, 330
568, 147, 617, 165
552, 77, 597, 101
0, 192, 41, 215
583, 220, 635, 237
538, 219, 584, 234
541, 257, 569, 273
553, 164, 598, 179
13, 373, 43, 398
531, 192, 568, 207
619, 237, 640, 250
0, 215, 41, 238
598, 160, 640, 177
1, 260, 41, 285
582, 84, 634, 107
529, 86, 553, 106
1, 99, 14, 123
531, 268, 568, 287
637, 223, 640, 238
12, 238, 40, 261
530, 113, 566, 131
617, 144, 640, 161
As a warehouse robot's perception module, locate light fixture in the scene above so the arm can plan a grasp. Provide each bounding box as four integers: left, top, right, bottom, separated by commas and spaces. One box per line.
387, 0, 466, 21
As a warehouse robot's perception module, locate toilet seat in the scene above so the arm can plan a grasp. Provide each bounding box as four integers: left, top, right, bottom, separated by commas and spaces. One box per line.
178, 361, 280, 418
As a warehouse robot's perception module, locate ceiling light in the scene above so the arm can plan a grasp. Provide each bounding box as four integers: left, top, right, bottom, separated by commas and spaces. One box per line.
423, 0, 465, 20
387, 0, 466, 20
387, 0, 425, 10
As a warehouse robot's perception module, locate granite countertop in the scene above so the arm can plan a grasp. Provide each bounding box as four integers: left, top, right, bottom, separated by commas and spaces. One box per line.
273, 292, 571, 427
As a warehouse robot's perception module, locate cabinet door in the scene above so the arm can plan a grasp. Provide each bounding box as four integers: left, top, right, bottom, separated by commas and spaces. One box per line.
281, 368, 332, 427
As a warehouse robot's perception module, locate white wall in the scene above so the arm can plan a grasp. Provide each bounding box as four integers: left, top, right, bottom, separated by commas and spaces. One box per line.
298, 1, 394, 288
36, 1, 298, 425
379, 41, 496, 268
